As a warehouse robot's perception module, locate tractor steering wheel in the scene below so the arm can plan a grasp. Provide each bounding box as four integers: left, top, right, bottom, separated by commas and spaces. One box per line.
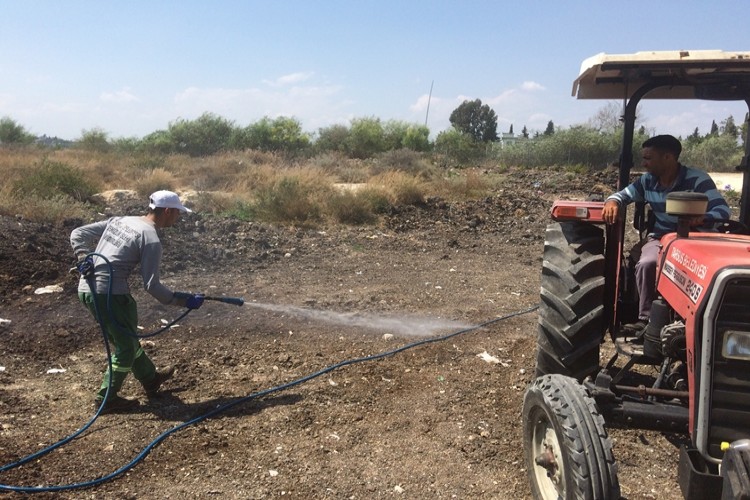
708, 218, 750, 235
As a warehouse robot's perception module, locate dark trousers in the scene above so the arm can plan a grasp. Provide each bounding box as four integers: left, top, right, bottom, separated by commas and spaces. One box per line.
79, 292, 156, 400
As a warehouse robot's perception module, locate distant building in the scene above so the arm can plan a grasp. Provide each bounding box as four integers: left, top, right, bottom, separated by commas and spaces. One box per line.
499, 132, 519, 148
35, 135, 73, 148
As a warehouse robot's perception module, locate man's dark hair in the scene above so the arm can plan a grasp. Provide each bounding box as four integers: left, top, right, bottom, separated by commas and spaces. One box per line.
642, 134, 682, 159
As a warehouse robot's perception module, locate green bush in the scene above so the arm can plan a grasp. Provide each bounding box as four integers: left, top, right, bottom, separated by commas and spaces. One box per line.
346, 117, 386, 159
434, 129, 485, 166
402, 124, 431, 152
78, 128, 111, 153
497, 126, 620, 169
269, 116, 311, 155
383, 120, 410, 150
0, 116, 35, 145
239, 116, 312, 154
681, 134, 744, 172
12, 159, 99, 202
139, 130, 174, 155
316, 124, 350, 154
112, 136, 141, 153
168, 112, 236, 157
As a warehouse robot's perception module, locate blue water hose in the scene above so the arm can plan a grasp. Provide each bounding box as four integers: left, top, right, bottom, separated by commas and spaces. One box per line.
0, 253, 193, 475
0, 261, 538, 492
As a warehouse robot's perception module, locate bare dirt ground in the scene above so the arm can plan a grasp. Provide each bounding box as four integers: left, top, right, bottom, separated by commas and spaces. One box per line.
0, 167, 701, 499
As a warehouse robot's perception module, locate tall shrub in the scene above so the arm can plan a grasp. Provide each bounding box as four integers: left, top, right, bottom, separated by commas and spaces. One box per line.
316, 124, 350, 154
78, 128, 111, 152
346, 117, 386, 159
434, 128, 484, 165
0, 117, 35, 145
168, 112, 236, 156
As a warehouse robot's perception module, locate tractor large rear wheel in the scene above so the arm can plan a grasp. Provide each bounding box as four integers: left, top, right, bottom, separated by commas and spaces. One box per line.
536, 221, 605, 380
523, 374, 620, 500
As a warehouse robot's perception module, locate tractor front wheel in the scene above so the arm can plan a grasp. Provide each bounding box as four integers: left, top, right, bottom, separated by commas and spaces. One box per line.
523, 374, 620, 500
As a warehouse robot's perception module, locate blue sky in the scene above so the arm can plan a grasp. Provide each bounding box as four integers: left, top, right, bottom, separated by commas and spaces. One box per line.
1, 1, 748, 141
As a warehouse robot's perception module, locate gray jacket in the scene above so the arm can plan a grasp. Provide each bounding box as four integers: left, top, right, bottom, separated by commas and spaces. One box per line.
70, 216, 175, 304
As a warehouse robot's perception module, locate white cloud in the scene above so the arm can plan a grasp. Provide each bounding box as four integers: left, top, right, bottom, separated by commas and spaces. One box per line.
485, 89, 519, 106
262, 71, 315, 87
521, 81, 545, 91
100, 87, 139, 103
409, 93, 441, 113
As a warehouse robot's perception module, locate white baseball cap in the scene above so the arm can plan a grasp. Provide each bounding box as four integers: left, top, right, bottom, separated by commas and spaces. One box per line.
148, 190, 193, 213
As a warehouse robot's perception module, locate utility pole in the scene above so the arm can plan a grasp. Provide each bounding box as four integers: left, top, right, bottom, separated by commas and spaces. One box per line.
424, 80, 434, 127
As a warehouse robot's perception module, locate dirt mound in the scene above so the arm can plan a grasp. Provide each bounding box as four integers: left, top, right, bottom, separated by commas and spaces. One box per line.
0, 167, 684, 499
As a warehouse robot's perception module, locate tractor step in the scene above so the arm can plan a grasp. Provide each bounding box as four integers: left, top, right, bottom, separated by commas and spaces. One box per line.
678, 446, 722, 500
722, 441, 750, 500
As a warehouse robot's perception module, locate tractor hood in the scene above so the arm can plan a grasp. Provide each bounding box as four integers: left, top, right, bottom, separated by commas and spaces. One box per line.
657, 233, 750, 311
572, 50, 750, 100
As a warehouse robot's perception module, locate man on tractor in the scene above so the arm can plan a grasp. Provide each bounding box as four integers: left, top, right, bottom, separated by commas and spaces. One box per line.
601, 134, 730, 335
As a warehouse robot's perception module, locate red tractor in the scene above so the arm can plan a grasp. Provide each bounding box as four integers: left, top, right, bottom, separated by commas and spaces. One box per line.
523, 51, 750, 500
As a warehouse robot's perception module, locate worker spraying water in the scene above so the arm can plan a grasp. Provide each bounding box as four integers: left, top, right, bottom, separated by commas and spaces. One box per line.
69, 188, 457, 415
4, 188, 537, 494
71, 190, 215, 413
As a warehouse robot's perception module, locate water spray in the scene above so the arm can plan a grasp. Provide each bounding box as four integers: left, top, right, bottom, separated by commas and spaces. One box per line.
0, 304, 538, 493
245, 301, 472, 337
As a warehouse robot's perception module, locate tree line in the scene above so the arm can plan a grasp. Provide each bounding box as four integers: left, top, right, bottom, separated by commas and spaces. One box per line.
1, 98, 746, 171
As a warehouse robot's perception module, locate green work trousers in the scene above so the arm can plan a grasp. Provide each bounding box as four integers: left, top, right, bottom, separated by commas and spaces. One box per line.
79, 292, 156, 400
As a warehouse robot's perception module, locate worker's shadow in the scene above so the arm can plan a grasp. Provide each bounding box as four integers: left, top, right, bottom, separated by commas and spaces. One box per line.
142, 389, 303, 422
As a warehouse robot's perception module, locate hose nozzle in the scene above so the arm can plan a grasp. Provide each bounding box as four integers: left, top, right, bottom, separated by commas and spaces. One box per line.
204, 296, 244, 306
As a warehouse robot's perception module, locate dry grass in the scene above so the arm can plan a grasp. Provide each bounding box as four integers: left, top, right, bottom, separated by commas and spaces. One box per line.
369, 171, 428, 206
0, 189, 90, 222
433, 168, 502, 200
0, 147, 502, 225
251, 168, 336, 226
132, 167, 177, 196
328, 189, 381, 225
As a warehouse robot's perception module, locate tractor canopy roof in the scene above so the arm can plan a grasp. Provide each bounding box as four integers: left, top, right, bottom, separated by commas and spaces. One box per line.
573, 50, 750, 101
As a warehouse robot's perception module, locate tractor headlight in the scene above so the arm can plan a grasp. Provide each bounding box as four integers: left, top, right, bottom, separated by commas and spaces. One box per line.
723, 330, 750, 360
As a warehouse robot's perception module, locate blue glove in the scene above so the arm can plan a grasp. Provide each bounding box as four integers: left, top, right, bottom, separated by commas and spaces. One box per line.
185, 293, 205, 310
76, 255, 95, 278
